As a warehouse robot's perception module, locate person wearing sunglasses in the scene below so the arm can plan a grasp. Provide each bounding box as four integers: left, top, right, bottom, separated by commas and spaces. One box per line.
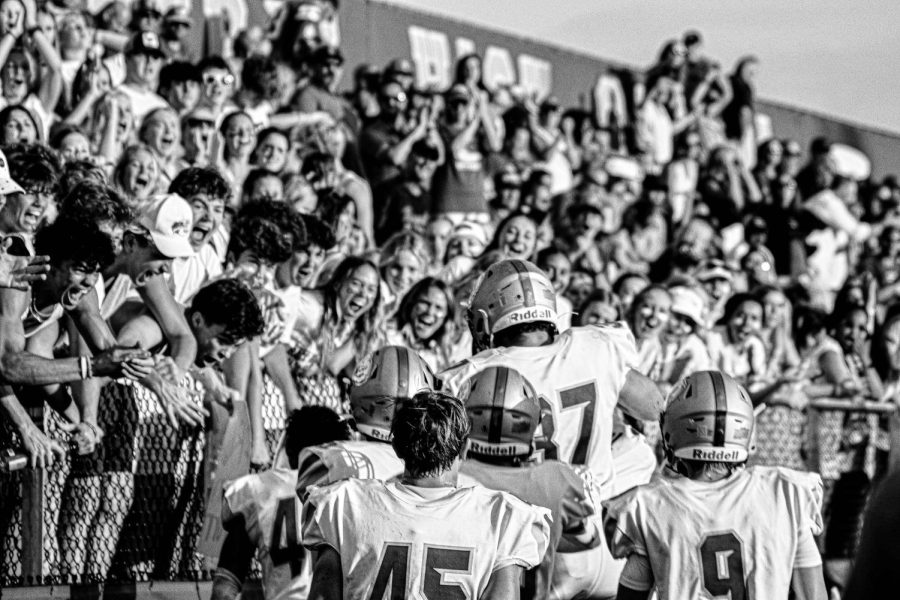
196, 55, 237, 126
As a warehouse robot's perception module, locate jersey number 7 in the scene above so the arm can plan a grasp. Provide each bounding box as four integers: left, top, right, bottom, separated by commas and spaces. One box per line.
370, 543, 474, 600
536, 382, 598, 464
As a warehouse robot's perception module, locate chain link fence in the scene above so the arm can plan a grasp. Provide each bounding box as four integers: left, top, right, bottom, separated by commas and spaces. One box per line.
2, 376, 898, 591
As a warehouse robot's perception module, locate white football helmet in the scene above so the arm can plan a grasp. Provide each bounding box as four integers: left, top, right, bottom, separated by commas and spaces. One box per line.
350, 346, 435, 442
661, 370, 756, 464
467, 259, 558, 350
460, 366, 541, 458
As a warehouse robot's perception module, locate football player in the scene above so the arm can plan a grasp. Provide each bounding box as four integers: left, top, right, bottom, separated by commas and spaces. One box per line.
607, 370, 827, 600
303, 390, 552, 600
441, 259, 663, 497
293, 344, 435, 494
211, 406, 353, 600
459, 366, 607, 600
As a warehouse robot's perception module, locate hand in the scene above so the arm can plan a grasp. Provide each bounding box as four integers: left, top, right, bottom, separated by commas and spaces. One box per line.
150, 377, 207, 428
58, 421, 103, 455
21, 0, 36, 29
251, 437, 271, 469
193, 367, 240, 410
20, 423, 65, 469
90, 345, 152, 378
560, 115, 575, 137
154, 355, 186, 385
0, 239, 48, 290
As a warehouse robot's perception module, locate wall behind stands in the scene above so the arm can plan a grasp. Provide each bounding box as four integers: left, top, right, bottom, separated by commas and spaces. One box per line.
212, 0, 900, 178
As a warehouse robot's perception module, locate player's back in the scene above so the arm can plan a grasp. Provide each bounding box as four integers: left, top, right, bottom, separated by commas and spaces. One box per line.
461, 459, 598, 600
441, 324, 637, 487
608, 465, 824, 600
303, 478, 551, 599
223, 468, 307, 600
295, 439, 403, 495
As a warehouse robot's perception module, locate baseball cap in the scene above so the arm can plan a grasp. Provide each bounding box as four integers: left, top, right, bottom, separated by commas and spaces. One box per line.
164, 6, 193, 26
126, 31, 166, 59
0, 149, 24, 196
669, 285, 706, 326
446, 84, 470, 102
386, 58, 414, 76
540, 95, 561, 111
449, 222, 489, 248
695, 259, 733, 283
132, 194, 194, 258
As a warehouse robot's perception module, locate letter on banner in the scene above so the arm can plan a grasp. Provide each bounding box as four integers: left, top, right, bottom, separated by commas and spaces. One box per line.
518, 54, 552, 99
408, 26, 452, 90
483, 45, 516, 90
455, 37, 476, 60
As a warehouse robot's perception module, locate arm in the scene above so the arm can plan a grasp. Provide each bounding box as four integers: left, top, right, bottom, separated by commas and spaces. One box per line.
262, 344, 302, 413
476, 92, 502, 153
93, 29, 128, 52
385, 113, 428, 167
211, 517, 254, 600
308, 547, 343, 600
617, 368, 664, 421
224, 339, 267, 467
267, 110, 332, 131
791, 566, 827, 600
480, 564, 521, 600
23, 0, 63, 114
135, 274, 197, 374
0, 390, 65, 467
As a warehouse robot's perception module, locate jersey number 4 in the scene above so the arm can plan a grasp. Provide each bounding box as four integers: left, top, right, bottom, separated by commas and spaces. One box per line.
700, 532, 747, 600
370, 544, 473, 600
270, 497, 303, 577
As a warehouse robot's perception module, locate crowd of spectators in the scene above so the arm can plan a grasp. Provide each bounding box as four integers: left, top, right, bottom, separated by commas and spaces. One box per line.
0, 0, 897, 587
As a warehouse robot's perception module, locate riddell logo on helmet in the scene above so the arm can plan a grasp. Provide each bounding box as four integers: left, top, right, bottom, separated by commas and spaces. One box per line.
692, 448, 742, 461
509, 308, 553, 323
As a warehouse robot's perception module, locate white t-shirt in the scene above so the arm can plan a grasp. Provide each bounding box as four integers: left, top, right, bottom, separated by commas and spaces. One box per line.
171, 244, 223, 305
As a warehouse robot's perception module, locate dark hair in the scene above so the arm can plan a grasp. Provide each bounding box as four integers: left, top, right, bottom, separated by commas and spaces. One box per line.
34, 217, 115, 270
59, 159, 107, 193
189, 278, 265, 342
391, 391, 470, 478
396, 277, 457, 346
792, 304, 828, 351
59, 180, 133, 226
283, 406, 353, 468
227, 215, 293, 266
238, 200, 307, 252
452, 53, 486, 91
577, 289, 623, 325
536, 246, 570, 269
197, 55, 232, 75
320, 256, 382, 354
484, 211, 539, 256
5, 143, 62, 194
492, 321, 557, 349
872, 304, 900, 381
112, 144, 158, 196
300, 213, 336, 251
240, 55, 282, 101
159, 61, 201, 93
242, 168, 282, 199
613, 272, 650, 297
72, 61, 112, 108
720, 292, 763, 327
314, 189, 355, 228
49, 123, 89, 150
170, 166, 230, 203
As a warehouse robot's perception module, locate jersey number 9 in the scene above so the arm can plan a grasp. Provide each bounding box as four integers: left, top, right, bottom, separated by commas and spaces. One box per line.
700, 532, 747, 600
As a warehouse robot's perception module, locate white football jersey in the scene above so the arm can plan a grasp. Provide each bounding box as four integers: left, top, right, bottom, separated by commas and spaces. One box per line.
295, 440, 404, 497
303, 479, 551, 600
460, 460, 599, 600
608, 466, 824, 600
441, 324, 638, 489
222, 468, 308, 600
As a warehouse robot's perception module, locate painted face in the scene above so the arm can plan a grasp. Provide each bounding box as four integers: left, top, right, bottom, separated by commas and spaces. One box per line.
541, 253, 572, 294
728, 300, 764, 344
499, 216, 537, 260
410, 285, 448, 342
633, 289, 671, 339
59, 131, 91, 163
384, 249, 423, 297
1, 107, 35, 144
256, 132, 289, 173
143, 109, 181, 158
337, 264, 379, 321
580, 300, 618, 326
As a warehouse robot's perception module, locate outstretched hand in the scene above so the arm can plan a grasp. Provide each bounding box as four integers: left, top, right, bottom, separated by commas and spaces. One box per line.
0, 238, 49, 291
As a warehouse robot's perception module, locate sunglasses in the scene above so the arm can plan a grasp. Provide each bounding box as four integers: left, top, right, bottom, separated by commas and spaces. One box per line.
203, 74, 235, 87
381, 92, 407, 103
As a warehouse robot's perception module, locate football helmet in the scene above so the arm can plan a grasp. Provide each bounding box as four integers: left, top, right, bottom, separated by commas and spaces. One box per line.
461, 366, 541, 458
350, 346, 435, 442
661, 370, 756, 463
467, 259, 558, 349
